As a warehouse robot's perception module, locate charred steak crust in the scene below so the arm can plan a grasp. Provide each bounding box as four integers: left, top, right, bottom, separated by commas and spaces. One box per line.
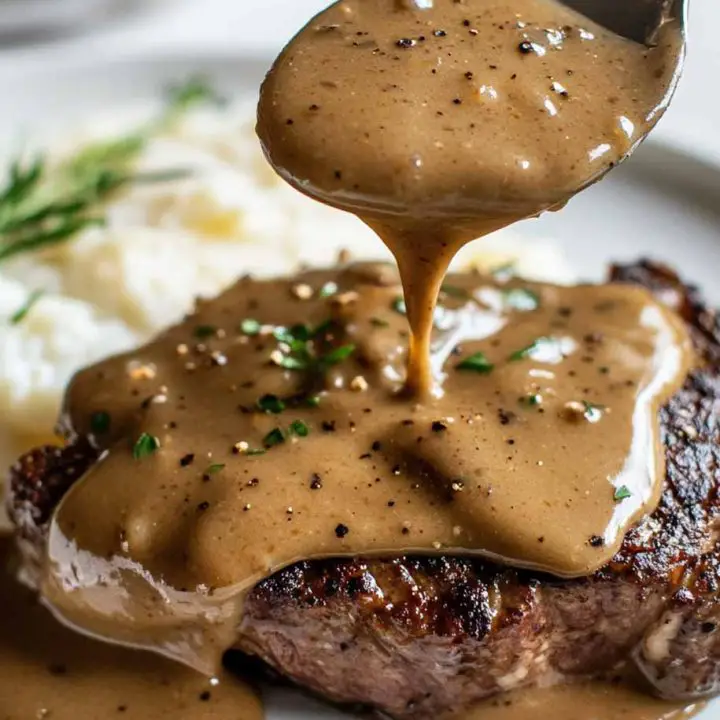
7, 260, 720, 717
8, 440, 98, 548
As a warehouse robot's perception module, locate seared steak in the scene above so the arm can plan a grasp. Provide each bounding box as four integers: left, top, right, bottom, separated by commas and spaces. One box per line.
8, 261, 720, 718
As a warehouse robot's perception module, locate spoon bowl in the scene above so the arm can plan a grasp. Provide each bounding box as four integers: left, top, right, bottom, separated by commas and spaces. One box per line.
560, 0, 688, 193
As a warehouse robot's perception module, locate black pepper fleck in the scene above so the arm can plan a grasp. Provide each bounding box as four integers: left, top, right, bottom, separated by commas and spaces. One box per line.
180, 453, 195, 467
518, 40, 535, 54
335, 523, 350, 538
498, 409, 516, 426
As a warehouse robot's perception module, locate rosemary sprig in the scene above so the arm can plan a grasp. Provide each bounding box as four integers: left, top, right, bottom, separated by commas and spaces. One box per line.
0, 77, 220, 265
9, 289, 44, 324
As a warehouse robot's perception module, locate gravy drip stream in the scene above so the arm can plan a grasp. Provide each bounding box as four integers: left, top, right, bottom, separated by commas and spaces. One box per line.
257, 0, 682, 397
41, 265, 690, 673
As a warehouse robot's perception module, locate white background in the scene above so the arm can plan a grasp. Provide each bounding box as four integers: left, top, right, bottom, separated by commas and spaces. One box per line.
0, 0, 716, 161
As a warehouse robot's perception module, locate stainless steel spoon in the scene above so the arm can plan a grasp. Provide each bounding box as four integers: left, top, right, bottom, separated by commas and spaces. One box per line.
561, 0, 688, 46
559, 0, 688, 192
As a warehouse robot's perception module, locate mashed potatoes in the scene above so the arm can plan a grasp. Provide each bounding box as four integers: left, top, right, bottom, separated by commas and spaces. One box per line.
0, 98, 573, 461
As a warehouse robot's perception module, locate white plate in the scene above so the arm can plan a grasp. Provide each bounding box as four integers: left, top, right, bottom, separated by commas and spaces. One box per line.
0, 0, 132, 39
0, 55, 718, 720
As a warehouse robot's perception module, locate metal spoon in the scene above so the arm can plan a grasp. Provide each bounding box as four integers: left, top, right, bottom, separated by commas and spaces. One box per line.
561, 0, 687, 46
557, 0, 688, 192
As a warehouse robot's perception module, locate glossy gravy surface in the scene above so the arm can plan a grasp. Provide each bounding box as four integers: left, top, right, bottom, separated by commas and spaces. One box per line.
43, 264, 689, 673
20, 0, 693, 717
0, 541, 262, 720
257, 0, 682, 396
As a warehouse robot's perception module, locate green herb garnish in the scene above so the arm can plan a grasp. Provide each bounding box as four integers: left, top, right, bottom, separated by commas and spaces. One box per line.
313, 319, 333, 338
90, 410, 111, 434
133, 433, 160, 460
614, 485, 632, 502
204, 463, 226, 476
289, 420, 310, 437
520, 393, 542, 407
306, 395, 321, 407
275, 324, 311, 344
0, 77, 221, 265
370, 317, 390, 328
508, 337, 552, 362
9, 289, 43, 324
240, 318, 261, 336
263, 428, 286, 448
257, 394, 286, 414
164, 76, 226, 115
392, 297, 407, 314
194, 325, 217, 339
503, 288, 540, 312
583, 401, 605, 423
456, 352, 494, 374
261, 421, 311, 450
319, 282, 338, 298
277, 355, 310, 370
271, 321, 354, 374
320, 344, 356, 367
246, 448, 267, 456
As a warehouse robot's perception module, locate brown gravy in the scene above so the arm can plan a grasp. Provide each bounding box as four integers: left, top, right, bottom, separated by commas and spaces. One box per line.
41, 265, 690, 673
257, 0, 682, 397
0, 540, 262, 720
452, 681, 703, 720
8, 0, 696, 719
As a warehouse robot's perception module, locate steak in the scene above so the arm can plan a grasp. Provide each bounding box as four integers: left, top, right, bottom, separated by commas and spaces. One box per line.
7, 261, 720, 718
